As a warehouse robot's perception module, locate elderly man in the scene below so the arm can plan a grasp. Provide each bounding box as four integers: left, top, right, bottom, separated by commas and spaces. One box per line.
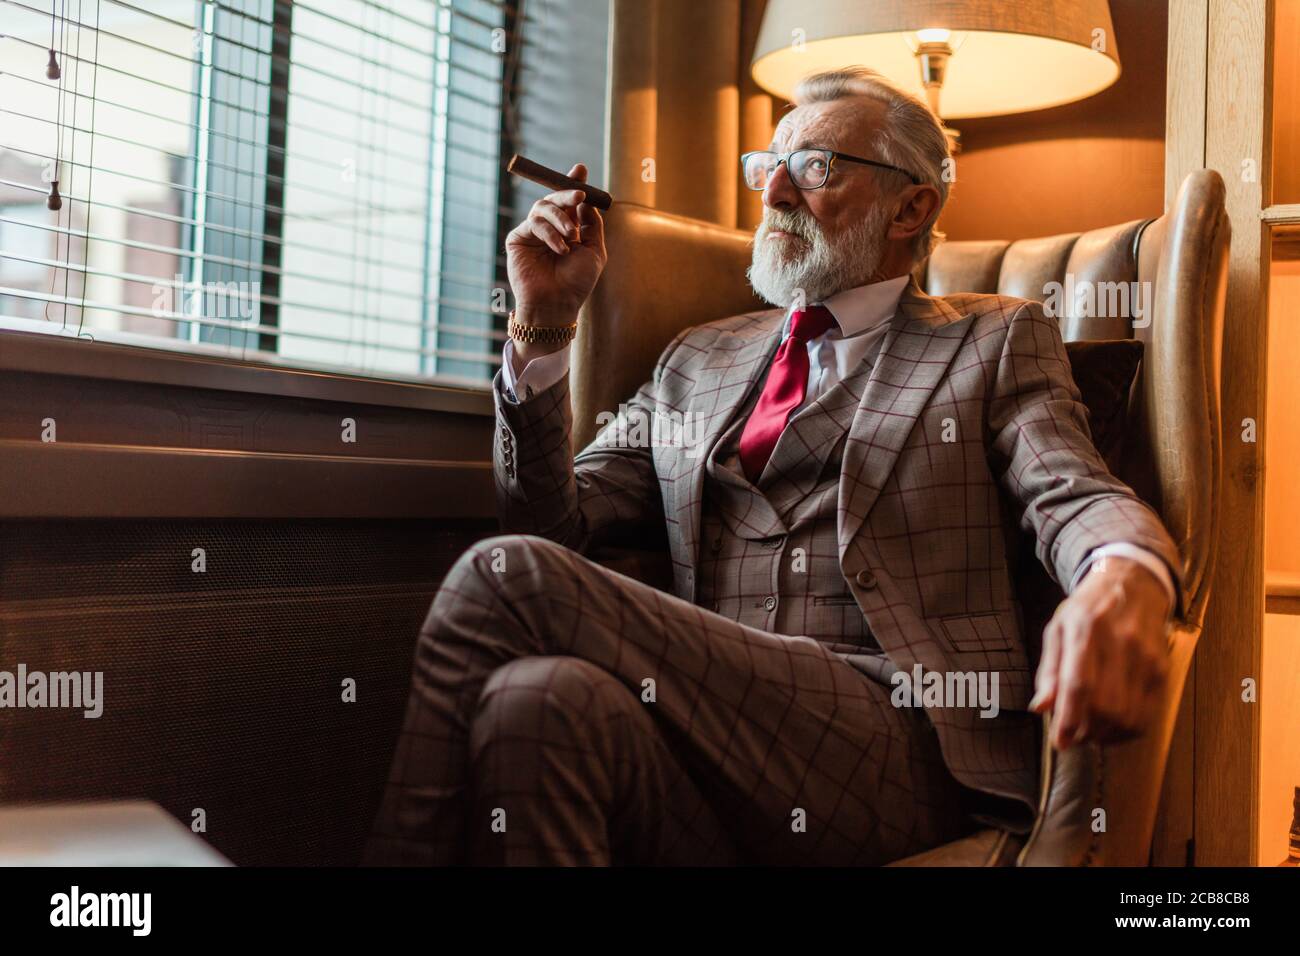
366, 67, 1180, 867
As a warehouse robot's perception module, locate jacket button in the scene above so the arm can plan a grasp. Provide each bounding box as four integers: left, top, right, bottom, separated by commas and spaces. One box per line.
763, 595, 777, 611
855, 569, 876, 589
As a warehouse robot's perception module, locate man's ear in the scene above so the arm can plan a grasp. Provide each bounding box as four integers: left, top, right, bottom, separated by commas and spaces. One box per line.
886, 184, 941, 245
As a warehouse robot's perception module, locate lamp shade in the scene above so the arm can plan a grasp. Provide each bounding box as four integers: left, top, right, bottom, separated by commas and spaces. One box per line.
751, 0, 1121, 119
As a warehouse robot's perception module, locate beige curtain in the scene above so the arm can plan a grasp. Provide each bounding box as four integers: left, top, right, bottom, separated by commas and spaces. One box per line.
605, 0, 777, 231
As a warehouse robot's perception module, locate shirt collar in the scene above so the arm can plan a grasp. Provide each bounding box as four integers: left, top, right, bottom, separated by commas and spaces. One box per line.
783, 273, 910, 340
823, 273, 911, 337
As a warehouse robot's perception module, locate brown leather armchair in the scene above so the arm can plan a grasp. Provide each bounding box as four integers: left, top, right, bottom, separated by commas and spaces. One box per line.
570, 170, 1230, 866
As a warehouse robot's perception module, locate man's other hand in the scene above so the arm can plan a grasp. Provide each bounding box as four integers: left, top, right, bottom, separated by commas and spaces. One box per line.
1028, 556, 1173, 750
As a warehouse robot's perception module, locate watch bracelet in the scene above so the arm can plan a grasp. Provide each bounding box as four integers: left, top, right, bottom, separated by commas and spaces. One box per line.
508, 310, 578, 344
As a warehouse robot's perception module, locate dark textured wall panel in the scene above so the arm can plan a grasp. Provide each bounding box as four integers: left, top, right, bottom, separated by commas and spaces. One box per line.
0, 518, 494, 866
0, 369, 492, 462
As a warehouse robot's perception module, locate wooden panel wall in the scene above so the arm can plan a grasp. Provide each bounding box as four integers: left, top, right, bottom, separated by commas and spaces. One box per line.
1273, 0, 1300, 203
938, 0, 1167, 243
1262, 0, 1300, 867
1161, 0, 1275, 867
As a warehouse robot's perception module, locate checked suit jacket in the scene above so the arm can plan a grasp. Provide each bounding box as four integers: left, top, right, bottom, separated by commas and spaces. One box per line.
493, 275, 1185, 817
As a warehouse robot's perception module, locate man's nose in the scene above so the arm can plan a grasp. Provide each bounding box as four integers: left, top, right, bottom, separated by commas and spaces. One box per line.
762, 161, 801, 210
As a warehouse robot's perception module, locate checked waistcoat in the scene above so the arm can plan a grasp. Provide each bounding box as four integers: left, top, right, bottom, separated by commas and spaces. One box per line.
696, 336, 888, 665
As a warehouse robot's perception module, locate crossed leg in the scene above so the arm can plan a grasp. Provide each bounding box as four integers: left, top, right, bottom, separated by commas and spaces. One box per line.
364, 533, 973, 866
465, 655, 742, 865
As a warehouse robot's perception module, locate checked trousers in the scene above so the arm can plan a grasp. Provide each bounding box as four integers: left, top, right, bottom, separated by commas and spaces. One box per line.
364, 532, 976, 866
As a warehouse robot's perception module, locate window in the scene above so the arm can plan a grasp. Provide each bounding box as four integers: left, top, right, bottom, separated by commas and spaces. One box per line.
0, 202, 54, 297
0, 0, 608, 387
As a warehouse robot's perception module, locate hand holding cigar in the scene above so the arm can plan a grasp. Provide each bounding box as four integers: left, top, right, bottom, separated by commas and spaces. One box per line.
503, 159, 609, 363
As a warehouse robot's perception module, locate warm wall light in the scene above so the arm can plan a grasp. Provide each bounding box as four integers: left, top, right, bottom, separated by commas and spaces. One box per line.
751, 0, 1122, 120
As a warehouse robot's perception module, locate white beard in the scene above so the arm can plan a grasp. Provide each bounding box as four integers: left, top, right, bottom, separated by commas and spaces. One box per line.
746, 201, 893, 309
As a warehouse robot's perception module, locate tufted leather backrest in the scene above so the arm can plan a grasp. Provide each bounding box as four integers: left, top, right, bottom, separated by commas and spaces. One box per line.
571, 207, 768, 453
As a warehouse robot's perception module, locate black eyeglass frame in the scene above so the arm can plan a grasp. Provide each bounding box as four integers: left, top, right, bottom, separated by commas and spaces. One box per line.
740, 147, 922, 190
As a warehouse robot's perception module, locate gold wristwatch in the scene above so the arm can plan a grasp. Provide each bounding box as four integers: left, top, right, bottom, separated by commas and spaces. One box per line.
507, 309, 578, 345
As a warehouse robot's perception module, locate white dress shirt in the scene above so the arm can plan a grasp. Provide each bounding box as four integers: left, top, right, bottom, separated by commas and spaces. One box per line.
496, 276, 1176, 612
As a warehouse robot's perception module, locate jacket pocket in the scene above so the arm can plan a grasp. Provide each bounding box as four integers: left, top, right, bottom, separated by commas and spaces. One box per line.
937, 612, 1015, 653
813, 594, 860, 607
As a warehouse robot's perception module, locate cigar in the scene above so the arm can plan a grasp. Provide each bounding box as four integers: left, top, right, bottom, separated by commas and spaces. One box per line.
506, 154, 613, 210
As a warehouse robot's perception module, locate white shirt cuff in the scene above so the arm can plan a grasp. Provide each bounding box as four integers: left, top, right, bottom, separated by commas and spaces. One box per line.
1070, 543, 1177, 615
499, 339, 572, 404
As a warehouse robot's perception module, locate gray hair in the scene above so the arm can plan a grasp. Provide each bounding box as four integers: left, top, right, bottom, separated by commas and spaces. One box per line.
793, 67, 951, 262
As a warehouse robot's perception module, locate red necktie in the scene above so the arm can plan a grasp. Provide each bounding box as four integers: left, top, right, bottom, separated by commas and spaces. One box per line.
739, 304, 837, 482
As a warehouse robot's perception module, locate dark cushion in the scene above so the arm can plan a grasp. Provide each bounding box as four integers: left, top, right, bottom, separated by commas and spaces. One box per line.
1064, 338, 1144, 473
1014, 338, 1144, 654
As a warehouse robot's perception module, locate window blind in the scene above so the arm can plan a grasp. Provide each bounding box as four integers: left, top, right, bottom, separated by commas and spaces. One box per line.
506, 0, 606, 227
0, 0, 582, 387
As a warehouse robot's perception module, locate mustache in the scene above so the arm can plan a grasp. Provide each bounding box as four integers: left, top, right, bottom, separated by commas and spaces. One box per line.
758, 210, 819, 241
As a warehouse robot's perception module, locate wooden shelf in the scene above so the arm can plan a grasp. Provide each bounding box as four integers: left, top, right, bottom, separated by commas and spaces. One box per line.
1273, 223, 1300, 259
1266, 573, 1300, 615
1263, 203, 1300, 224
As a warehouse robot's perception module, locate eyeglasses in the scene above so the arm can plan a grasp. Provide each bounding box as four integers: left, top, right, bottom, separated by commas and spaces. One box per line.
740, 148, 921, 191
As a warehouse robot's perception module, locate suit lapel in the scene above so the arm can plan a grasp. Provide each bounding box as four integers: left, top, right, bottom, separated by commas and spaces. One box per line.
837, 278, 976, 559
671, 310, 783, 597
